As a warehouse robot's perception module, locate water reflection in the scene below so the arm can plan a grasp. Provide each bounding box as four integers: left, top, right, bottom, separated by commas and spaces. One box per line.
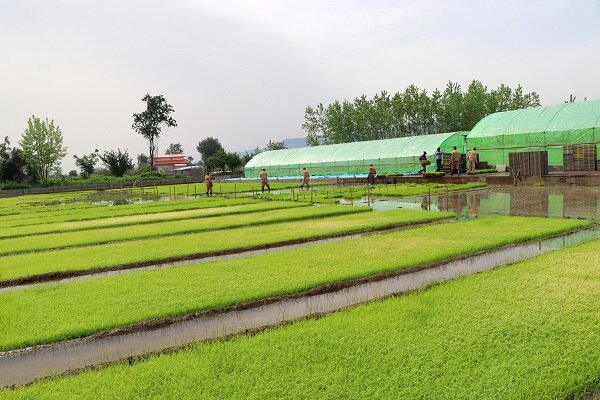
348, 186, 600, 221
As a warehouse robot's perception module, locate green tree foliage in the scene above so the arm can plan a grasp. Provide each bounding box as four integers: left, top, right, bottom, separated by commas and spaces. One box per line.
197, 137, 225, 165
205, 150, 242, 173
165, 143, 184, 154
266, 140, 287, 151
302, 81, 541, 145
68, 170, 78, 177
73, 150, 99, 178
0, 137, 30, 183
137, 153, 149, 169
19, 116, 67, 183
132, 94, 177, 170
98, 149, 134, 177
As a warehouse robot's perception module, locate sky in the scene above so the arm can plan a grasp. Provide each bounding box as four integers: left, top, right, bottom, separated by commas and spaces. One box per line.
1, 0, 599, 171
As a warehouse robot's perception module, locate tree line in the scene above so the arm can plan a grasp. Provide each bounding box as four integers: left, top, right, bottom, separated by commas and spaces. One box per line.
302, 80, 541, 145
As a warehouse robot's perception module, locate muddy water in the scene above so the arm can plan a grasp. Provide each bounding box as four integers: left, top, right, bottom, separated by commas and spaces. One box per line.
341, 186, 600, 220
2, 227, 598, 388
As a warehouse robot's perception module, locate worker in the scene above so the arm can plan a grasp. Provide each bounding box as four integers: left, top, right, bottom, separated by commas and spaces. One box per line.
435, 147, 443, 172
204, 171, 213, 196
300, 167, 310, 189
450, 146, 461, 176
367, 164, 376, 185
418, 152, 428, 174
468, 147, 478, 174
259, 168, 271, 192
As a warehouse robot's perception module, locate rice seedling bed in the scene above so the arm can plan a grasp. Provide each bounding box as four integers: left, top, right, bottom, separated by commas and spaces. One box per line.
0, 205, 365, 255
0, 216, 586, 352
3, 223, 598, 398
252, 182, 487, 202
126, 181, 328, 197
0, 198, 258, 228
0, 209, 453, 286
0, 201, 306, 239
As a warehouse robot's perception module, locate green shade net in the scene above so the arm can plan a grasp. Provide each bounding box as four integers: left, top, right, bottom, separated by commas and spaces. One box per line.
244, 132, 467, 178
467, 100, 600, 166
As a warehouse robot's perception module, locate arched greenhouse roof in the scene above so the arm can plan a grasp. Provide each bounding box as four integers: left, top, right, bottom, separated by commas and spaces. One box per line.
469, 100, 600, 139
244, 131, 467, 177
246, 132, 466, 168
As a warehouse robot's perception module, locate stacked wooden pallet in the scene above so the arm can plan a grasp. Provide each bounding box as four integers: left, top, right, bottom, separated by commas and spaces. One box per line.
509, 151, 549, 177
441, 153, 465, 174
563, 144, 597, 172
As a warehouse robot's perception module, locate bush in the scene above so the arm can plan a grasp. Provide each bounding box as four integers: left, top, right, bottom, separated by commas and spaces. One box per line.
472, 168, 497, 174
422, 172, 445, 178
0, 182, 33, 190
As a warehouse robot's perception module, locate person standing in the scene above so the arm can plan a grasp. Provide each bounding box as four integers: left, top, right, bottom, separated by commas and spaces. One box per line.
259, 168, 271, 192
367, 164, 376, 185
418, 152, 428, 174
204, 171, 213, 196
468, 147, 478, 174
300, 167, 310, 189
435, 148, 443, 172
450, 146, 461, 176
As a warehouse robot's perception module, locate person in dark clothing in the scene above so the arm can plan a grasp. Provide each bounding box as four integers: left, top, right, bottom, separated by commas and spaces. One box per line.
367, 164, 376, 185
418, 152, 428, 174
435, 148, 443, 172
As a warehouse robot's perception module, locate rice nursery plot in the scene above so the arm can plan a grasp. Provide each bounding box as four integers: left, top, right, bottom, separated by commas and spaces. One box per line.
0, 201, 306, 239
126, 181, 329, 197
2, 228, 598, 399
252, 181, 487, 202
0, 216, 587, 351
0, 208, 453, 284
0, 204, 366, 255
0, 197, 259, 228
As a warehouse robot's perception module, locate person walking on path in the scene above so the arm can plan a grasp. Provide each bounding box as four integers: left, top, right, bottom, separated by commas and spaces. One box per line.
259, 168, 271, 192
418, 152, 428, 174
450, 146, 461, 176
467, 147, 478, 174
300, 167, 310, 189
367, 164, 376, 185
435, 148, 443, 172
204, 172, 213, 196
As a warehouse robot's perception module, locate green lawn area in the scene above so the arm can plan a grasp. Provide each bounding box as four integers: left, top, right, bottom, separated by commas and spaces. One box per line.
2, 220, 598, 399
0, 216, 587, 351
0, 208, 452, 282
0, 205, 365, 255
0, 197, 259, 228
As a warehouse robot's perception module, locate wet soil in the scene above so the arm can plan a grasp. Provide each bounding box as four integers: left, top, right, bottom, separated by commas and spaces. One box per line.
1, 226, 597, 388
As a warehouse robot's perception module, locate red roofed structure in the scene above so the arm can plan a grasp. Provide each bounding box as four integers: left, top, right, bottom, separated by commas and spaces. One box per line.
154, 154, 190, 173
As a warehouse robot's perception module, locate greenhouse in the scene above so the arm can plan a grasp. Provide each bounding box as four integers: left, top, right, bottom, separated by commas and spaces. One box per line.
467, 100, 600, 166
244, 131, 467, 178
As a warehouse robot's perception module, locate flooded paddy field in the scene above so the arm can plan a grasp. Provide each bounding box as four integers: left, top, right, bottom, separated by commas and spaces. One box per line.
1, 183, 599, 398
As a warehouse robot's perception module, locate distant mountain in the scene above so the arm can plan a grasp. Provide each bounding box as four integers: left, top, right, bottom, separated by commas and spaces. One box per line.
282, 137, 307, 149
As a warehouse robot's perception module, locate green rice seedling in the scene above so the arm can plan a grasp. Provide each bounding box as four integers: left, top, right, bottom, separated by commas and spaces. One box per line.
0, 205, 366, 255
0, 216, 587, 351
0, 197, 259, 228
0, 209, 453, 283
0, 201, 307, 239
1, 224, 598, 399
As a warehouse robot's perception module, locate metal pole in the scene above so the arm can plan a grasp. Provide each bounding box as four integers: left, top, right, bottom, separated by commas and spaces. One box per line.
234, 184, 237, 199
428, 188, 431, 211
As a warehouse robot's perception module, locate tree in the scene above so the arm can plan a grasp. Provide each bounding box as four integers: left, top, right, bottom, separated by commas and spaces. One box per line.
204, 149, 227, 172
98, 149, 134, 177
137, 153, 149, 169
132, 94, 177, 170
197, 137, 224, 164
225, 152, 242, 172
0, 137, 29, 183
266, 140, 287, 151
20, 116, 67, 183
68, 170, 78, 177
73, 150, 99, 178
165, 143, 184, 154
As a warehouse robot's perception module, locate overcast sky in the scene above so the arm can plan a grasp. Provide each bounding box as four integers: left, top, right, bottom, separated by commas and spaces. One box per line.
1, 0, 599, 171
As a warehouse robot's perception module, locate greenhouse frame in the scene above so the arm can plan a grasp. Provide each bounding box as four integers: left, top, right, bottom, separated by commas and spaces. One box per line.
467, 100, 600, 166
244, 132, 467, 178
